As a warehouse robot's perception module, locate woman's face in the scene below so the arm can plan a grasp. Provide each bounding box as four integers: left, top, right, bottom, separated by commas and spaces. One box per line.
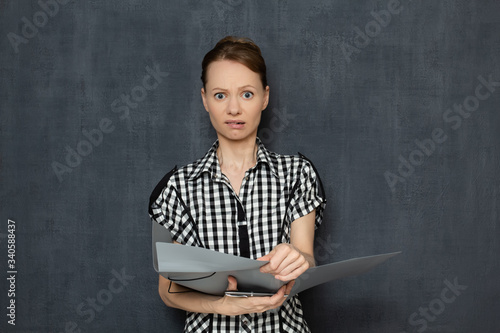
201, 60, 269, 143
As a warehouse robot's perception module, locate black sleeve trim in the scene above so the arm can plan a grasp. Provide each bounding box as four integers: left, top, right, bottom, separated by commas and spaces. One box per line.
297, 152, 326, 199
148, 166, 178, 216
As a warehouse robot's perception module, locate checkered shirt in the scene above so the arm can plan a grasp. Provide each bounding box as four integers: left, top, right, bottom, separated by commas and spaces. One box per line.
150, 138, 326, 333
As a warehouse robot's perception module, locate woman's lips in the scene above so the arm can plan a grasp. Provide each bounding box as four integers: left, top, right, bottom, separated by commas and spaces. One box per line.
225, 120, 245, 129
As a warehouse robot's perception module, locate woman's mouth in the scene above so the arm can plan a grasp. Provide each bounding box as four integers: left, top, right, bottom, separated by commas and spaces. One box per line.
225, 120, 245, 129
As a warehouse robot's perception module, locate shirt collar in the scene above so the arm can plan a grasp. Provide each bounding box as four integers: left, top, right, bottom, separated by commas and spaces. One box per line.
255, 137, 279, 178
187, 137, 279, 181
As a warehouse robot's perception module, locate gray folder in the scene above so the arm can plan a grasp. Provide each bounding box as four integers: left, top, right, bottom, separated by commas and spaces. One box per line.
152, 222, 401, 297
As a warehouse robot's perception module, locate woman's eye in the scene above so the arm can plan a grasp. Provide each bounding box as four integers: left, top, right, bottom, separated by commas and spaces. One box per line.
242, 92, 254, 99
214, 93, 225, 100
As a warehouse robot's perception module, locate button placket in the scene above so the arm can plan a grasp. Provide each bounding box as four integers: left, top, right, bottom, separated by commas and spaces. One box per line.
240, 171, 255, 199
240, 314, 252, 332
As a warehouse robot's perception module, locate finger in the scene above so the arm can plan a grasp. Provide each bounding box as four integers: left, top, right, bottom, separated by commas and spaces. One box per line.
264, 249, 301, 275
256, 254, 270, 261
274, 254, 307, 276
226, 276, 238, 291
274, 252, 304, 276
267, 282, 294, 311
275, 264, 306, 281
256, 247, 276, 262
249, 285, 290, 313
284, 280, 295, 297
260, 247, 291, 274
268, 284, 287, 305
275, 261, 309, 281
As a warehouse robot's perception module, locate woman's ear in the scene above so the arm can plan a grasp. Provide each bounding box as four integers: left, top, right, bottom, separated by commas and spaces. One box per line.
262, 85, 270, 111
201, 87, 209, 112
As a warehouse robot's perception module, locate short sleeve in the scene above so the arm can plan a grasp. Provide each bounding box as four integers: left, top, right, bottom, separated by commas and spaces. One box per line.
149, 181, 200, 246
287, 160, 326, 229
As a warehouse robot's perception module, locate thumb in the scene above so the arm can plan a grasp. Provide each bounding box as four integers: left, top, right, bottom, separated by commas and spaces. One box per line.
257, 254, 270, 262
257, 248, 276, 262
226, 276, 238, 291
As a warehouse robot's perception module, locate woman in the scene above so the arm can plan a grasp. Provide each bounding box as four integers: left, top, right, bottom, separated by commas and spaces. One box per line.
150, 36, 326, 332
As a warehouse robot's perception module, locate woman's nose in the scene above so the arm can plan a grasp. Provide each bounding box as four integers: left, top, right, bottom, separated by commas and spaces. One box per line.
227, 96, 241, 115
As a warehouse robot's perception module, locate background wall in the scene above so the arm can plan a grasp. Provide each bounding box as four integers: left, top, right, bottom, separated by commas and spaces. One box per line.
1, 0, 499, 332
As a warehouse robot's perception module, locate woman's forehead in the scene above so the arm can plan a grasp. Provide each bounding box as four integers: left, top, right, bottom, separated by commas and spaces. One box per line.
205, 60, 262, 88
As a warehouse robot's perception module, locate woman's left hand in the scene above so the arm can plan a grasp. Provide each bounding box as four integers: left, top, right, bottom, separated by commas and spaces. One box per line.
257, 243, 312, 281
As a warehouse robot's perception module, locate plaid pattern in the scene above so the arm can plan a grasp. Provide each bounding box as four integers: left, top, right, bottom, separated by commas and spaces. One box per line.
150, 138, 326, 333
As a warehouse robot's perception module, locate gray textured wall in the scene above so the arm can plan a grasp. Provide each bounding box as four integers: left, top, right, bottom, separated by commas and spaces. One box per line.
1, 0, 499, 332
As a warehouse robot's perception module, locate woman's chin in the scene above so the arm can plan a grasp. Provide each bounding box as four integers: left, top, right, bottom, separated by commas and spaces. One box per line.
217, 130, 258, 142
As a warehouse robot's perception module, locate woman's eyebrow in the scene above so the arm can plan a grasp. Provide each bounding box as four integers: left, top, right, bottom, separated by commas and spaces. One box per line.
238, 85, 256, 89
211, 85, 256, 92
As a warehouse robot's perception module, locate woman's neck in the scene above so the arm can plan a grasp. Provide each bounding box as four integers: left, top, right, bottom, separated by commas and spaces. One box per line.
217, 136, 258, 173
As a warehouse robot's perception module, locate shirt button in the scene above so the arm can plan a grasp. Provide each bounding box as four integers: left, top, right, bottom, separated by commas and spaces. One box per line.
244, 176, 249, 180
242, 319, 249, 326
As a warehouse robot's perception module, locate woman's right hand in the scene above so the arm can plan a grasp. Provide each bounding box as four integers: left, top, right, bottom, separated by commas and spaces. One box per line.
214, 276, 294, 316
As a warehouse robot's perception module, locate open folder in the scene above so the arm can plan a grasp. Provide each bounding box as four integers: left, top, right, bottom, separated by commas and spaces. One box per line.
153, 221, 400, 298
